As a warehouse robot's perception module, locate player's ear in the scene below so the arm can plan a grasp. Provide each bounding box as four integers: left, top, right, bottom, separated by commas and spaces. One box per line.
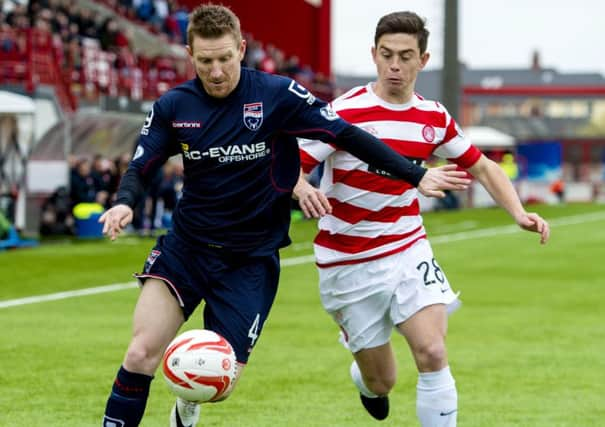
371, 46, 377, 64
239, 39, 247, 60
419, 51, 430, 69
186, 44, 193, 58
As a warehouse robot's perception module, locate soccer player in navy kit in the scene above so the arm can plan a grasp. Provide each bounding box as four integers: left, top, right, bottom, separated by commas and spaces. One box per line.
99, 4, 471, 427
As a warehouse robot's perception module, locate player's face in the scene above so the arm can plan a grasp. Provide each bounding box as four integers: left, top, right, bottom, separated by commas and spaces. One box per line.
372, 33, 429, 103
188, 33, 246, 98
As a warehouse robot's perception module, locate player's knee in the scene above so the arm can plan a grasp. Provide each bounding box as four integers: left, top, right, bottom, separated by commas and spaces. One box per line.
124, 342, 162, 374
415, 340, 447, 370
364, 373, 396, 396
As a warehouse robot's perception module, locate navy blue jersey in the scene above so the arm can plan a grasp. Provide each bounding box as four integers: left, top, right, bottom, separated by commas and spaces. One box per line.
129, 68, 348, 254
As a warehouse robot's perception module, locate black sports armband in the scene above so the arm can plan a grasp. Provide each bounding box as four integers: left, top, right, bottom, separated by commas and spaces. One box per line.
333, 125, 427, 187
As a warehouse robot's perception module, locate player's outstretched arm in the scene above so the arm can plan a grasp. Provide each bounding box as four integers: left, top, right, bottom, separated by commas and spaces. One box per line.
468, 155, 550, 244
99, 204, 134, 241
292, 169, 332, 219
417, 164, 472, 198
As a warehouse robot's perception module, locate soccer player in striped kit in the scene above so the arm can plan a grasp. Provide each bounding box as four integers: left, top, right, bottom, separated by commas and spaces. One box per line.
98, 5, 471, 427
296, 11, 550, 426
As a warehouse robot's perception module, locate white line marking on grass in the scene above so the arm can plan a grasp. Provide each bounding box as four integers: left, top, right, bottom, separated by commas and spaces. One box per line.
2, 211, 604, 309
0, 282, 137, 309
431, 210, 605, 244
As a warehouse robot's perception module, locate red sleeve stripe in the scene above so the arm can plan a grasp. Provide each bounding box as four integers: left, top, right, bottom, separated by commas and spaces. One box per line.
440, 118, 459, 145
300, 149, 321, 173
329, 198, 420, 224
333, 168, 414, 194
451, 146, 482, 169
338, 106, 446, 128
314, 225, 424, 254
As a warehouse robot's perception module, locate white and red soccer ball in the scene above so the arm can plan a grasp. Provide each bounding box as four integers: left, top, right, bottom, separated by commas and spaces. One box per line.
162, 329, 237, 403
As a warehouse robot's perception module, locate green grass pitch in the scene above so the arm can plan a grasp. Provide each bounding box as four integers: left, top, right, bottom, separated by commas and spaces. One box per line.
1, 203, 604, 426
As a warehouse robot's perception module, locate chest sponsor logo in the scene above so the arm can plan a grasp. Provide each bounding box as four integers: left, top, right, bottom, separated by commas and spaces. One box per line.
180, 142, 269, 163
422, 124, 436, 143
172, 121, 202, 128
243, 102, 263, 131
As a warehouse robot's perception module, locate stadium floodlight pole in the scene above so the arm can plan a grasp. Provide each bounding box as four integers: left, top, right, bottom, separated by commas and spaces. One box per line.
441, 0, 460, 121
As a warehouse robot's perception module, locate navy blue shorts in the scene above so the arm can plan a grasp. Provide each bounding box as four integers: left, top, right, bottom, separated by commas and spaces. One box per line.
136, 232, 280, 364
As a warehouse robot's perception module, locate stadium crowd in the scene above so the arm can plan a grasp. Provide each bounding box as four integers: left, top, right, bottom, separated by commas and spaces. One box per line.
40, 153, 183, 236
0, 0, 334, 103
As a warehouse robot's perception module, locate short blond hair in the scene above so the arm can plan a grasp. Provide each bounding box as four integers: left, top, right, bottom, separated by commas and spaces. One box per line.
187, 3, 242, 47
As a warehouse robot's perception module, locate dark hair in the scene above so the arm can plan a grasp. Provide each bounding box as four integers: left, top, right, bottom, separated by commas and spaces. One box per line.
187, 3, 242, 47
374, 11, 429, 54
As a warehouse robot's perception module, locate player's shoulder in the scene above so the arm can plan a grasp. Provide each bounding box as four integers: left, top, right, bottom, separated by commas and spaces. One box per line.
244, 67, 291, 91
330, 84, 372, 110
153, 78, 198, 110
413, 92, 449, 114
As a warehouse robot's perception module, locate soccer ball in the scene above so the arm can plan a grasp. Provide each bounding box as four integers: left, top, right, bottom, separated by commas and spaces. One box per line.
162, 329, 238, 403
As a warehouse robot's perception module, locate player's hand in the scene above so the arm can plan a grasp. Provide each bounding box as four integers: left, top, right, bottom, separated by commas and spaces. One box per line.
515, 212, 550, 244
293, 178, 332, 219
418, 164, 471, 198
99, 204, 134, 241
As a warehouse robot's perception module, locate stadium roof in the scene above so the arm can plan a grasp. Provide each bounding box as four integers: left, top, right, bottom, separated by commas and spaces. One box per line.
0, 91, 35, 114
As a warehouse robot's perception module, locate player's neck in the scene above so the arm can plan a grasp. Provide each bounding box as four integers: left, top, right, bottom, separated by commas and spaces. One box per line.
372, 82, 414, 105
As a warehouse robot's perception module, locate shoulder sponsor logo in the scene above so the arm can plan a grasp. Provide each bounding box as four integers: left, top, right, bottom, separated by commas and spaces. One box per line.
132, 145, 144, 161
140, 106, 154, 136
243, 102, 263, 131
172, 121, 202, 128
320, 104, 340, 121
287, 80, 316, 105
422, 124, 436, 143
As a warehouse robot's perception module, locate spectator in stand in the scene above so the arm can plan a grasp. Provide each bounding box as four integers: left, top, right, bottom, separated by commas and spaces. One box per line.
150, 0, 168, 29
163, 1, 181, 43
172, 3, 189, 44
283, 54, 302, 78
98, 17, 122, 52
244, 37, 265, 69
70, 157, 99, 207
92, 154, 114, 208
134, 0, 155, 22
108, 152, 132, 203
75, 7, 97, 39
40, 186, 75, 236
259, 43, 277, 73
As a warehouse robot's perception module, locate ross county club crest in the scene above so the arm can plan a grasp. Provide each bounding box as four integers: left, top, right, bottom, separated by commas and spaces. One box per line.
243, 102, 263, 131
144, 249, 161, 273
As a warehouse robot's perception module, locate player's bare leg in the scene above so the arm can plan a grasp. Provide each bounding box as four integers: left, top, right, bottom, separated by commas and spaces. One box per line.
103, 279, 185, 426
351, 342, 397, 420
398, 304, 457, 427
124, 279, 185, 373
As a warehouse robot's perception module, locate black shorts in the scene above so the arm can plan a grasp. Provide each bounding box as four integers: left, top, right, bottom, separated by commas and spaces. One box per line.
136, 232, 280, 363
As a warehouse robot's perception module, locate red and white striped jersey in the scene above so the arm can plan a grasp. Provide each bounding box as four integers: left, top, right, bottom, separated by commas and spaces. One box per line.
299, 83, 482, 267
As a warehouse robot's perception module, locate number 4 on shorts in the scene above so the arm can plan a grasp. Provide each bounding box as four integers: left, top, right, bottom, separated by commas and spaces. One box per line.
248, 313, 260, 346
